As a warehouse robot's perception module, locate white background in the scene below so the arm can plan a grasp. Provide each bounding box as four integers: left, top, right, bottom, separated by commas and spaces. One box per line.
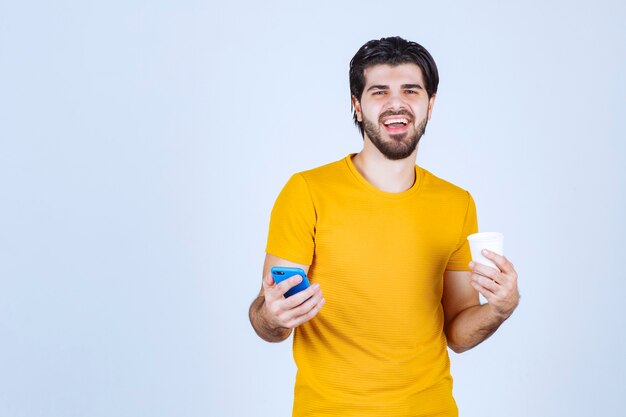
1, 1, 625, 416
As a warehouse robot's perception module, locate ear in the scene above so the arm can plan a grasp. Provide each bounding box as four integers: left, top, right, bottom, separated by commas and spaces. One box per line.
427, 94, 436, 120
352, 96, 363, 122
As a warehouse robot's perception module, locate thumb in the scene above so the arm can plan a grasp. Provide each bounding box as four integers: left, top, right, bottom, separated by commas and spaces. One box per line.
262, 271, 275, 289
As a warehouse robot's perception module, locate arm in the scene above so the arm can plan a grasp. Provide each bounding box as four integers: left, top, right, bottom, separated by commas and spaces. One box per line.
442, 249, 519, 353
249, 253, 325, 343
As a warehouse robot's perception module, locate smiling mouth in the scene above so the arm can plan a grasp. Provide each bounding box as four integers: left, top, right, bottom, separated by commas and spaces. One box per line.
381, 115, 411, 134
383, 117, 409, 129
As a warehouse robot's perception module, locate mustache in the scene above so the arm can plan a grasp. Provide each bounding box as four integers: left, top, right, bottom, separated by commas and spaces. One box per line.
378, 109, 414, 123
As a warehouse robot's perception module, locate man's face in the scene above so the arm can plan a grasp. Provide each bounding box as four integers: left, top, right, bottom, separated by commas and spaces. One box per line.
353, 63, 436, 160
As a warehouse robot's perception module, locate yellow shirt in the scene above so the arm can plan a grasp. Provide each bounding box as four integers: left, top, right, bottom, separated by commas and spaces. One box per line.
266, 155, 478, 417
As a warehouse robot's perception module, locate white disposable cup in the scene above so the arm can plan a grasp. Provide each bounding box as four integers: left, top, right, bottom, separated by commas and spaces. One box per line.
467, 232, 504, 270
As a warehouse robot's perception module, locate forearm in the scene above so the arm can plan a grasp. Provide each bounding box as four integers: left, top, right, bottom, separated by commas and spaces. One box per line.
445, 304, 509, 353
249, 296, 292, 343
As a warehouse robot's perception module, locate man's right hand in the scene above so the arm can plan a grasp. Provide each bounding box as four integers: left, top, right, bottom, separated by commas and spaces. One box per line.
261, 270, 325, 330
250, 254, 325, 342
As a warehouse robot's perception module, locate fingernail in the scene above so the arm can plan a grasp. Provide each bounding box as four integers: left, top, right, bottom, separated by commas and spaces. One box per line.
469, 261, 474, 268
482, 249, 489, 255
313, 283, 319, 289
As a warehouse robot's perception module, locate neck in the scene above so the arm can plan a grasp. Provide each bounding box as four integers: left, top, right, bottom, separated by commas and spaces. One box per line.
352, 139, 418, 193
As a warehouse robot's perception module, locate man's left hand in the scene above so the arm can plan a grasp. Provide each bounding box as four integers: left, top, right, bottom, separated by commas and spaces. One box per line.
469, 250, 519, 319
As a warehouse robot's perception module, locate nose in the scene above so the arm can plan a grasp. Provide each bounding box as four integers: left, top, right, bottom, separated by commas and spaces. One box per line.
383, 91, 408, 112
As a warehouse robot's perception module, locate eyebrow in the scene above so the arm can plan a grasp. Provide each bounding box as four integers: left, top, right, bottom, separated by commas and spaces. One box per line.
366, 83, 424, 91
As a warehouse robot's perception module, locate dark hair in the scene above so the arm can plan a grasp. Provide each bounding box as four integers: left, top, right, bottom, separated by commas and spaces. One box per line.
349, 36, 439, 136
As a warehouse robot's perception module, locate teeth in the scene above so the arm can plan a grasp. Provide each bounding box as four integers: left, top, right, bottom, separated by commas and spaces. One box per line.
383, 118, 408, 125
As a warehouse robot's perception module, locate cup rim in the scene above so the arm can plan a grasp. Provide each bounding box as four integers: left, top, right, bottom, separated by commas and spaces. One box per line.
467, 232, 503, 242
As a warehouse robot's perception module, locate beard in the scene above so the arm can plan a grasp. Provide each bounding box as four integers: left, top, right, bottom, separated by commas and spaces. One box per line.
362, 111, 428, 161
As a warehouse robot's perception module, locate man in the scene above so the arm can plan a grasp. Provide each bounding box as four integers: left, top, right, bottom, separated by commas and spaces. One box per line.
249, 36, 519, 416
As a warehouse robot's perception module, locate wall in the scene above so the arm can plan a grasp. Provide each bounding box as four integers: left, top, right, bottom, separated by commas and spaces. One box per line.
1, 1, 624, 416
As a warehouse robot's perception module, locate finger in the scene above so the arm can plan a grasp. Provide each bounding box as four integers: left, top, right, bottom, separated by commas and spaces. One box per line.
285, 283, 320, 308
469, 261, 500, 280
482, 250, 514, 274
471, 279, 497, 303
287, 288, 323, 318
274, 274, 303, 296
471, 273, 500, 294
262, 271, 274, 288
287, 297, 326, 328
273, 285, 321, 326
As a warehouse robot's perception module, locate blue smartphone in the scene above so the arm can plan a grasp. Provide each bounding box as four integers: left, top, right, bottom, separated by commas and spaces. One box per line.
270, 266, 311, 298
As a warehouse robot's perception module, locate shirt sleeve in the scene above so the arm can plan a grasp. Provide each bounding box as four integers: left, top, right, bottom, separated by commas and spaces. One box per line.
445, 192, 478, 271
265, 173, 316, 265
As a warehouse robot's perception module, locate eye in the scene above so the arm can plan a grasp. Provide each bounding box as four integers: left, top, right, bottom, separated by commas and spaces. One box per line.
373, 91, 386, 96
405, 89, 419, 95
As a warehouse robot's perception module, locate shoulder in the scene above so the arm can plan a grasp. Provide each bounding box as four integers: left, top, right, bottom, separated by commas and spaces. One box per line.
284, 157, 351, 194
277, 157, 348, 199
297, 157, 347, 183
418, 166, 473, 204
